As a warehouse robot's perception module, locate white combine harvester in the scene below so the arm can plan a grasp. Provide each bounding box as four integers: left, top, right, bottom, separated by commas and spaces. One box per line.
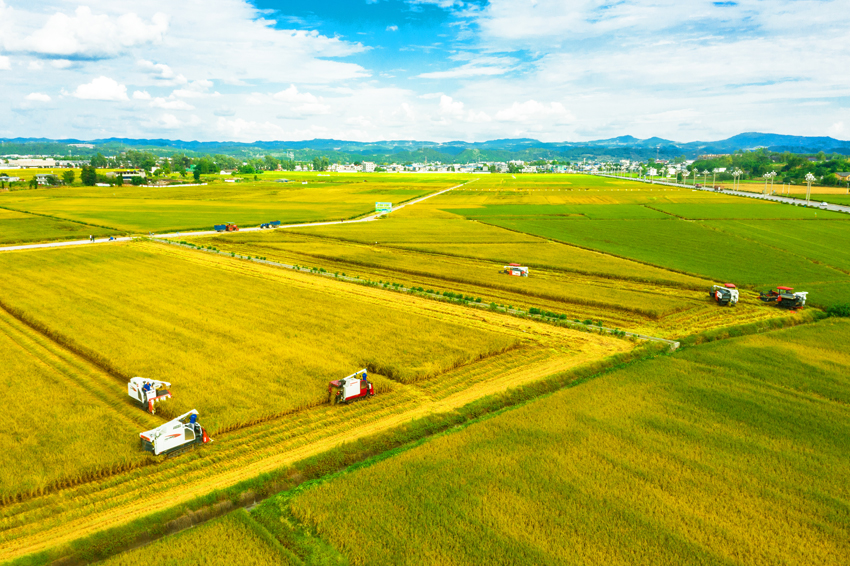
128, 377, 172, 414
139, 409, 211, 456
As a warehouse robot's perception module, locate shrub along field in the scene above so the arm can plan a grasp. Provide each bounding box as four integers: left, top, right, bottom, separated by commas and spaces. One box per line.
0, 241, 518, 434
281, 318, 850, 566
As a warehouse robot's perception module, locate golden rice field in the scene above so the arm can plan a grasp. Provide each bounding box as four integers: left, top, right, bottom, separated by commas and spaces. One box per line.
0, 269, 629, 562
0, 307, 159, 504
284, 318, 850, 566
0, 241, 520, 436
207, 215, 793, 339
98, 510, 297, 566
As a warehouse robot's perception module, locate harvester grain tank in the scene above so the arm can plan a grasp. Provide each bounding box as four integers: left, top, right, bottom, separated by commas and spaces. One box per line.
328, 369, 374, 404
759, 286, 808, 309
500, 263, 529, 277
709, 283, 738, 306
139, 410, 211, 456
128, 377, 172, 414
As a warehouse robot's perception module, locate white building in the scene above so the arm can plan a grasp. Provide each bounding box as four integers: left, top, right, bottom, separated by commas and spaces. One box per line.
362, 161, 376, 173
10, 158, 56, 168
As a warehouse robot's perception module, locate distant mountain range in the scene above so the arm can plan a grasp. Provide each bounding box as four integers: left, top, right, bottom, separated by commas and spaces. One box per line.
2, 132, 848, 162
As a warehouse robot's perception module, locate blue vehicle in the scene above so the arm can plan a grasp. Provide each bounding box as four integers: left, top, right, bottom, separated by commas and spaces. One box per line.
214, 224, 227, 232
260, 220, 281, 229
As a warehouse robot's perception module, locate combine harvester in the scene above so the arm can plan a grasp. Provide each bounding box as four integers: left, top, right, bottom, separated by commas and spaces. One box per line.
328, 369, 374, 405
213, 223, 239, 232
709, 283, 739, 306
128, 377, 172, 414
500, 263, 529, 277
140, 410, 211, 457
759, 286, 808, 310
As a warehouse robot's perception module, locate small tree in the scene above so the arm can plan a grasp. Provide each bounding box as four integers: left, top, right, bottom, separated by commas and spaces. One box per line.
193, 169, 201, 182
62, 170, 75, 185
80, 165, 97, 186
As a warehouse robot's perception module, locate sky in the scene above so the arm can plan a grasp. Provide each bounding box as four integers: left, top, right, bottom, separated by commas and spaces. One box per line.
0, 0, 848, 143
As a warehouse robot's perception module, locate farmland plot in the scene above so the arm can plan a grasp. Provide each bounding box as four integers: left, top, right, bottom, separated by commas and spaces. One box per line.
0, 207, 118, 245
205, 229, 789, 338
0, 307, 158, 503
0, 242, 518, 434
0, 263, 630, 563
284, 318, 850, 566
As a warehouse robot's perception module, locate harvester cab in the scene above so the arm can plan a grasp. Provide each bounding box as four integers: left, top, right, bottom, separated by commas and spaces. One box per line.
500, 263, 529, 277
328, 369, 374, 405
139, 409, 211, 456
709, 283, 738, 306
760, 287, 807, 310
128, 377, 172, 414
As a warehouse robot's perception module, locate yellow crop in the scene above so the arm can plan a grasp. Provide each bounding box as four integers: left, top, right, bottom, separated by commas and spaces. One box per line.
0, 242, 518, 434
100, 509, 294, 566
289, 318, 850, 565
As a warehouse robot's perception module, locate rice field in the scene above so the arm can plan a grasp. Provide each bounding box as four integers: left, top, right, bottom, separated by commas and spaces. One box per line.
0, 307, 158, 503
0, 241, 519, 435
0, 207, 119, 245
99, 510, 298, 566
0, 174, 463, 236
284, 318, 850, 566
0, 285, 628, 563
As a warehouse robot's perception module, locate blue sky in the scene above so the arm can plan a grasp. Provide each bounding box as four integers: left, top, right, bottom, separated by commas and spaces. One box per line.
0, 0, 848, 142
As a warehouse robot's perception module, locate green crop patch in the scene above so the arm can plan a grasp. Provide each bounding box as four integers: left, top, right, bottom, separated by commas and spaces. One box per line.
285, 318, 850, 566
445, 203, 670, 219
649, 202, 848, 219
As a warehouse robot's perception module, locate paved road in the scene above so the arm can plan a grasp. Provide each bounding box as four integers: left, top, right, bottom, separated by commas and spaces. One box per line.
0, 180, 472, 252
592, 173, 850, 214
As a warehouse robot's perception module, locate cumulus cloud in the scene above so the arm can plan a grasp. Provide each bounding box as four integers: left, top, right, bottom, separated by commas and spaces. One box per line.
216, 117, 287, 140
495, 100, 573, 124
20, 7, 168, 59
418, 61, 511, 79
437, 95, 490, 123
272, 85, 331, 115
0, 55, 10, 70
25, 92, 51, 102
132, 90, 151, 100
386, 25, 398, 31
138, 59, 187, 84
151, 97, 194, 110
69, 76, 128, 101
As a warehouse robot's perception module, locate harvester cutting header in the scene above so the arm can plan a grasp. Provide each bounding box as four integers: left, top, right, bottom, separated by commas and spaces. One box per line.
128, 377, 172, 414
328, 369, 374, 405
500, 263, 529, 277
709, 284, 738, 306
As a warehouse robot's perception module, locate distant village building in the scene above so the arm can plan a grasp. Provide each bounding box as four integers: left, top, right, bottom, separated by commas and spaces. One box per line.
7, 158, 56, 168
106, 170, 146, 183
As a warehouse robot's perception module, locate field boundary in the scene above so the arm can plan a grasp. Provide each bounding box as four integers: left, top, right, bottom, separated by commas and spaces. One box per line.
154, 238, 681, 349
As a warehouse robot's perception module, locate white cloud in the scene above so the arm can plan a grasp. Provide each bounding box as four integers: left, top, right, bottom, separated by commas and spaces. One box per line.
138, 59, 187, 85
20, 7, 168, 59
25, 92, 51, 102
50, 59, 72, 69
386, 25, 398, 32
28, 60, 43, 70
418, 61, 511, 79
172, 80, 214, 98
132, 90, 151, 100
216, 117, 286, 140
70, 76, 129, 101
272, 85, 331, 115
151, 97, 195, 110
0, 55, 10, 70
828, 121, 845, 136
495, 100, 573, 124
144, 113, 182, 130
437, 95, 491, 123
